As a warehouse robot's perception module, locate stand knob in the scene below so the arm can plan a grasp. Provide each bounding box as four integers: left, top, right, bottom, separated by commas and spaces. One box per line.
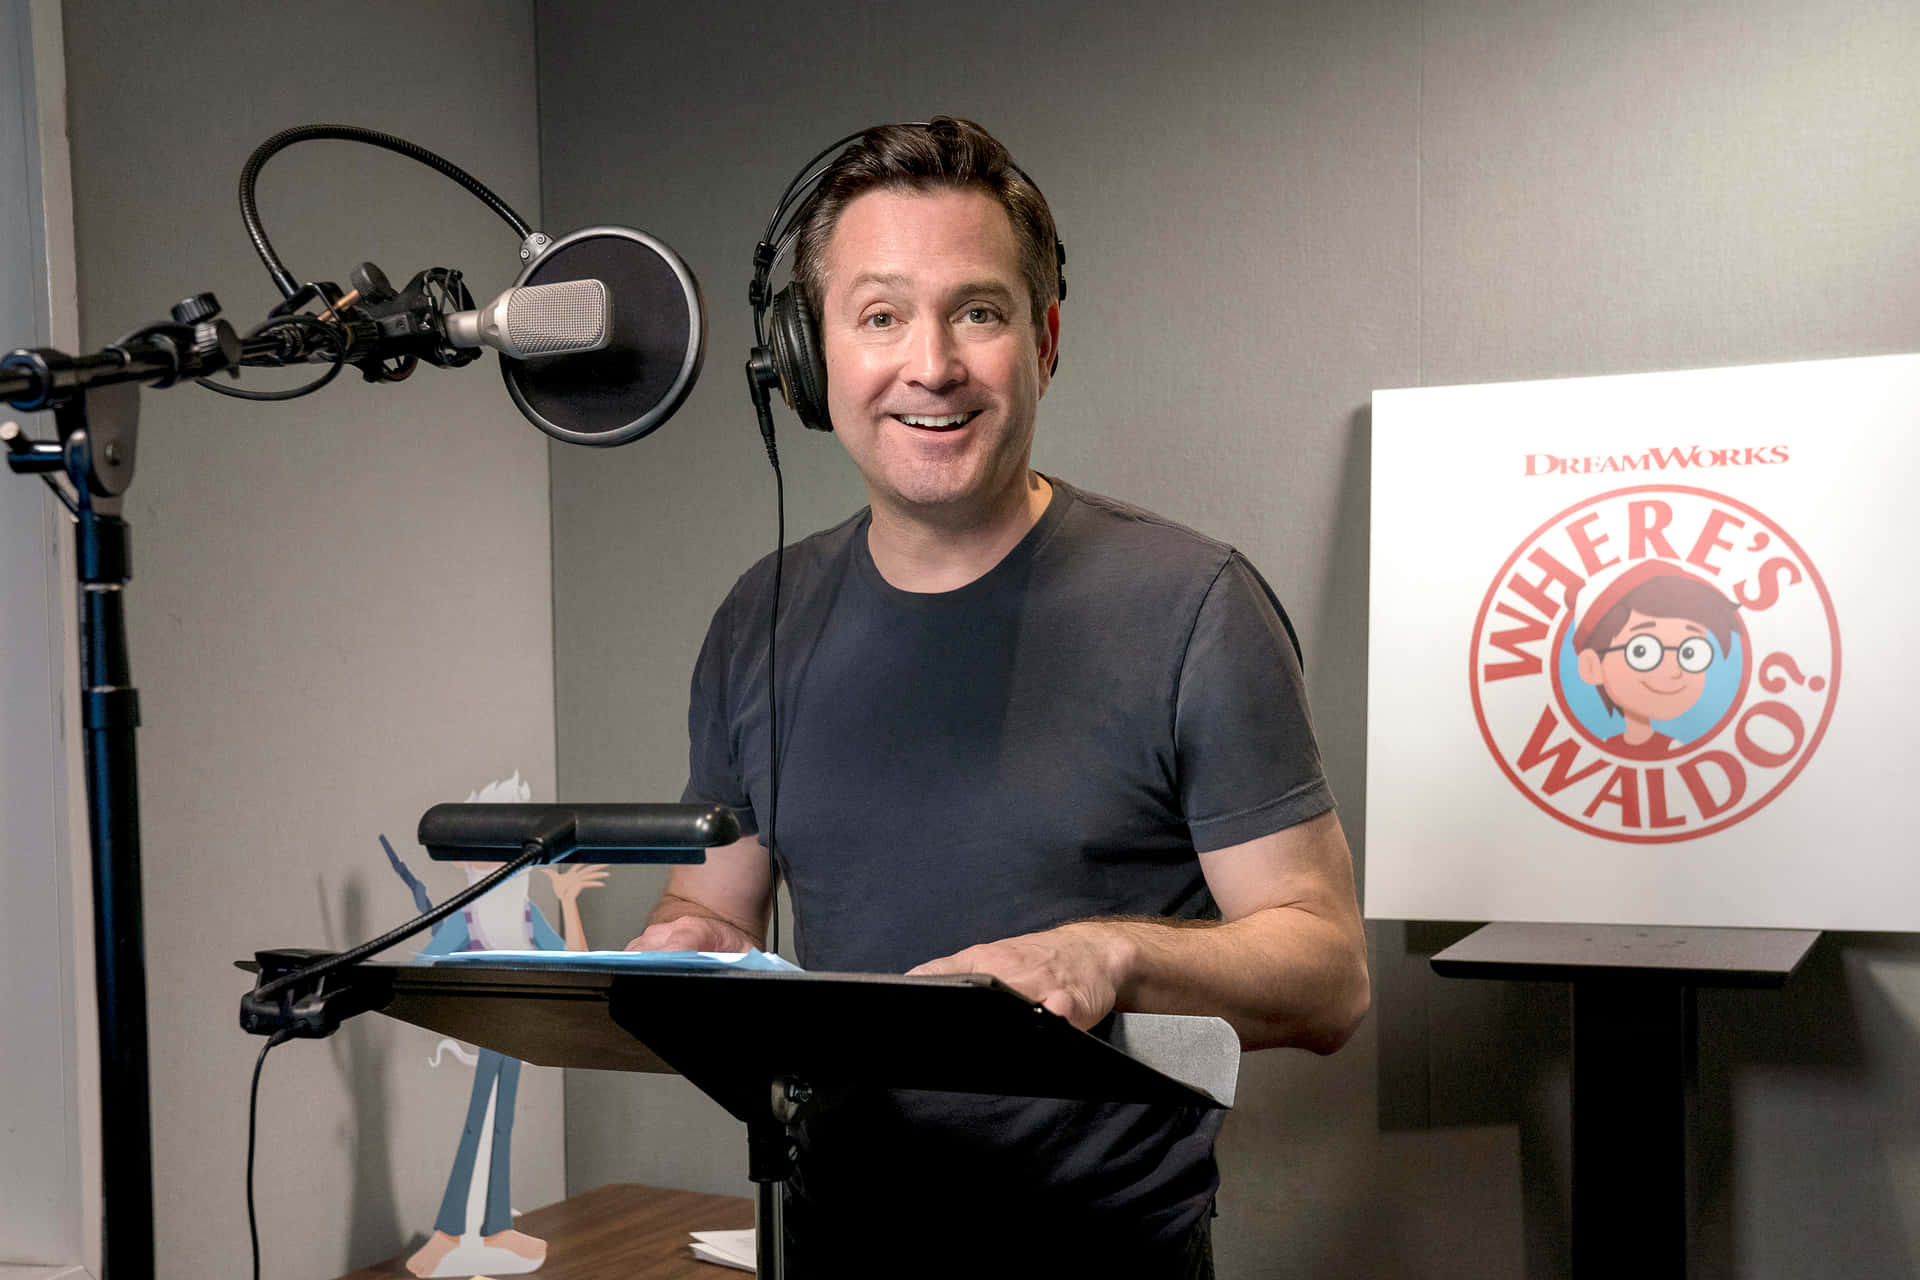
350, 262, 397, 304
169, 293, 220, 324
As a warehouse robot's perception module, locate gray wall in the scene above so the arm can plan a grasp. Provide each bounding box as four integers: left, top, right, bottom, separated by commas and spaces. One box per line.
539, 1, 1920, 1277
1, 0, 84, 1267
58, 2, 562, 1276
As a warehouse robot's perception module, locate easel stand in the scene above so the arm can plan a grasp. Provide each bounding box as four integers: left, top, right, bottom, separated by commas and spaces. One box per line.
1431, 922, 1819, 1280
243, 955, 1241, 1279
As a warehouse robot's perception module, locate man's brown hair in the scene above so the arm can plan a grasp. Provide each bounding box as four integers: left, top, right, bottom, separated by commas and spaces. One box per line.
791, 117, 1061, 327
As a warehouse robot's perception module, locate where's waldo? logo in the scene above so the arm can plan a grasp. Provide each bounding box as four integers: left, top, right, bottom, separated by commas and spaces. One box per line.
1469, 485, 1840, 842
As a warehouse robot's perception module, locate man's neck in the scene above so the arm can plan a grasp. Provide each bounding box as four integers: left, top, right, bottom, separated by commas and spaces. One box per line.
866, 472, 1054, 593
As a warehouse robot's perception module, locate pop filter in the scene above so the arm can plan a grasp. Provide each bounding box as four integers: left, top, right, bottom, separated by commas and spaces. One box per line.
503, 226, 705, 447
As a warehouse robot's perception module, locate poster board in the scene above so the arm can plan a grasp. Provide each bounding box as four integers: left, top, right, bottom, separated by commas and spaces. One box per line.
1366, 353, 1914, 929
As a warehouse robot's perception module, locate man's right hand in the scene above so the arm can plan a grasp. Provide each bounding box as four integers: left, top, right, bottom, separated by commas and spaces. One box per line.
624, 913, 760, 953
627, 835, 774, 953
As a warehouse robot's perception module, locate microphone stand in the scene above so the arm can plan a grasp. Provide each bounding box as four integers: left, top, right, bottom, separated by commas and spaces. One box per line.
3, 308, 240, 1280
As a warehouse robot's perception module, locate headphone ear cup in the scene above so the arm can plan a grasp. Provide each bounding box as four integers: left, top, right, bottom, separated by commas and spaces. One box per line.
767, 285, 833, 432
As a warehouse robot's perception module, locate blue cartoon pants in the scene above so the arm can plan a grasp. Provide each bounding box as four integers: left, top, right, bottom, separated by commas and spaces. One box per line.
433, 1049, 520, 1238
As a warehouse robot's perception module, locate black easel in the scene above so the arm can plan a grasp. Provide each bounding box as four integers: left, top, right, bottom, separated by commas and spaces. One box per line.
1431, 922, 1819, 1280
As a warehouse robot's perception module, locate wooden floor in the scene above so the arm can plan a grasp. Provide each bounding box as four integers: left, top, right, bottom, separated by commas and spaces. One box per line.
337, 1182, 755, 1280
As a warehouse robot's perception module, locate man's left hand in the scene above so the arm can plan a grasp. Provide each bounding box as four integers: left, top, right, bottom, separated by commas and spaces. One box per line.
907, 922, 1128, 1031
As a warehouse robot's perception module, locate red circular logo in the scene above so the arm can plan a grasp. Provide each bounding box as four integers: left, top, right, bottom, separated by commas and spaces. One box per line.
1469, 485, 1839, 842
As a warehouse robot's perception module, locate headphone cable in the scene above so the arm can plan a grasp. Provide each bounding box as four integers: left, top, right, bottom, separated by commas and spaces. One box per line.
765, 450, 785, 957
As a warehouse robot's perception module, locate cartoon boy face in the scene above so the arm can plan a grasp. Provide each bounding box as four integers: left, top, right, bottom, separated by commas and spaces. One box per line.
1569, 561, 1742, 748
1576, 607, 1716, 724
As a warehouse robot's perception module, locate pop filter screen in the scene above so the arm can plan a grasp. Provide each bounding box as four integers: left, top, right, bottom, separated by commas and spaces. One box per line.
502, 226, 705, 446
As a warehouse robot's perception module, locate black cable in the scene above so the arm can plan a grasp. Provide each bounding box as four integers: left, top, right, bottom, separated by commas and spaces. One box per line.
247, 1027, 294, 1280
766, 457, 785, 956
251, 839, 547, 1005
238, 124, 532, 300
195, 314, 349, 402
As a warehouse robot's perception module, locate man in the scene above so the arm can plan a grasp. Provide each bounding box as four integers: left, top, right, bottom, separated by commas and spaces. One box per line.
629, 118, 1368, 1275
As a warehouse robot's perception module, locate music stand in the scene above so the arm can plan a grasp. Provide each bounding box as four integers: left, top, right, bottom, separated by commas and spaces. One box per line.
242, 952, 1240, 1279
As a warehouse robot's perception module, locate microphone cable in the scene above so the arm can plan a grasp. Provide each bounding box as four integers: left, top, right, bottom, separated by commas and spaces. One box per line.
194, 312, 350, 402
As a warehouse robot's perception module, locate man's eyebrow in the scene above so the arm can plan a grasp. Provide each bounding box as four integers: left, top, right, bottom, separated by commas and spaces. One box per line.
841, 274, 1019, 304
846, 271, 911, 292
948, 280, 1018, 303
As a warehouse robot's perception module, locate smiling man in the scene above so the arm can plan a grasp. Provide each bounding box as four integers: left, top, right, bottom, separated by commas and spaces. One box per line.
628, 118, 1369, 1276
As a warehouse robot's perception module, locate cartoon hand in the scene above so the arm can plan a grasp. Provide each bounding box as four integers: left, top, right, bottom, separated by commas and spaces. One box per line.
542, 863, 609, 906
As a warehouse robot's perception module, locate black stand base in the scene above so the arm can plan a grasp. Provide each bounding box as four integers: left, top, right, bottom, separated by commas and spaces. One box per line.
1432, 922, 1819, 1280
1571, 982, 1694, 1274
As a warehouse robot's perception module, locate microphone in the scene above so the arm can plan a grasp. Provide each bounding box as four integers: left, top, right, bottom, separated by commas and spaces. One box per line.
443, 279, 612, 358
233, 230, 702, 448
498, 226, 706, 447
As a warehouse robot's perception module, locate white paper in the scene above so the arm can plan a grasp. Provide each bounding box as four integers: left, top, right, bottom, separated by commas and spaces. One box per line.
689, 1227, 755, 1271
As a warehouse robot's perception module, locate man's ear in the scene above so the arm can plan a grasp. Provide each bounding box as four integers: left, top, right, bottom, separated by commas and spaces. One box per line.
1037, 300, 1061, 394
1577, 649, 1605, 686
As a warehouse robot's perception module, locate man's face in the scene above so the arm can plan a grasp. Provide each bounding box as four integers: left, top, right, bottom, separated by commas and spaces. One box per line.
1577, 609, 1714, 723
817, 186, 1058, 521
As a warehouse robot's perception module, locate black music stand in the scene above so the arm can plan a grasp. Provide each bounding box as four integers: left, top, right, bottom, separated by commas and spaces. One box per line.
243, 953, 1240, 1279
1430, 922, 1819, 1280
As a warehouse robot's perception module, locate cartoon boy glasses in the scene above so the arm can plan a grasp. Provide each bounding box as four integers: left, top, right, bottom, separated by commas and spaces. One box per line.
1599, 633, 1716, 674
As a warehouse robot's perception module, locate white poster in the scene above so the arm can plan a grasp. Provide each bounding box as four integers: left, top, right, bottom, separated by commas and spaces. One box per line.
1365, 353, 1916, 930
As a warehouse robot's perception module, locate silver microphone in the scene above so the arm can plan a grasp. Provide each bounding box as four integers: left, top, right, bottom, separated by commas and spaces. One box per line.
444, 279, 612, 358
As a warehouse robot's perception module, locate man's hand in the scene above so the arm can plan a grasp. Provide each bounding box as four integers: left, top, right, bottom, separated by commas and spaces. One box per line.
626, 835, 773, 954
914, 814, 1370, 1052
625, 913, 761, 953
908, 922, 1128, 1031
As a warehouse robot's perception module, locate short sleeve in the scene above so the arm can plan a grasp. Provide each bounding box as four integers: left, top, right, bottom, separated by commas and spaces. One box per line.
681, 588, 760, 834
1174, 554, 1334, 851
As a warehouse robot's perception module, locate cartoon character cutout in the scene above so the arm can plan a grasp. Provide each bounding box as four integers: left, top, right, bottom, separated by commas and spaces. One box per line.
1569, 560, 1746, 760
388, 772, 608, 1278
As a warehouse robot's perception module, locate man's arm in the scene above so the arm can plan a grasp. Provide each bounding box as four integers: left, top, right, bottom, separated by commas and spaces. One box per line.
908, 810, 1370, 1053
625, 834, 774, 952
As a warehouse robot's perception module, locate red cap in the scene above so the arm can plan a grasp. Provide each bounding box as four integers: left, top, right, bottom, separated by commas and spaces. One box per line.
1570, 559, 1715, 653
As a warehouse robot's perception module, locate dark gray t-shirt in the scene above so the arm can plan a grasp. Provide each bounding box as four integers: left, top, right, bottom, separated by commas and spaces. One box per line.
683, 478, 1332, 1266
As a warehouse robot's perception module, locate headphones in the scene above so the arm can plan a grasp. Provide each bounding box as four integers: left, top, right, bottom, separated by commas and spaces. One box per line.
745, 122, 1066, 437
